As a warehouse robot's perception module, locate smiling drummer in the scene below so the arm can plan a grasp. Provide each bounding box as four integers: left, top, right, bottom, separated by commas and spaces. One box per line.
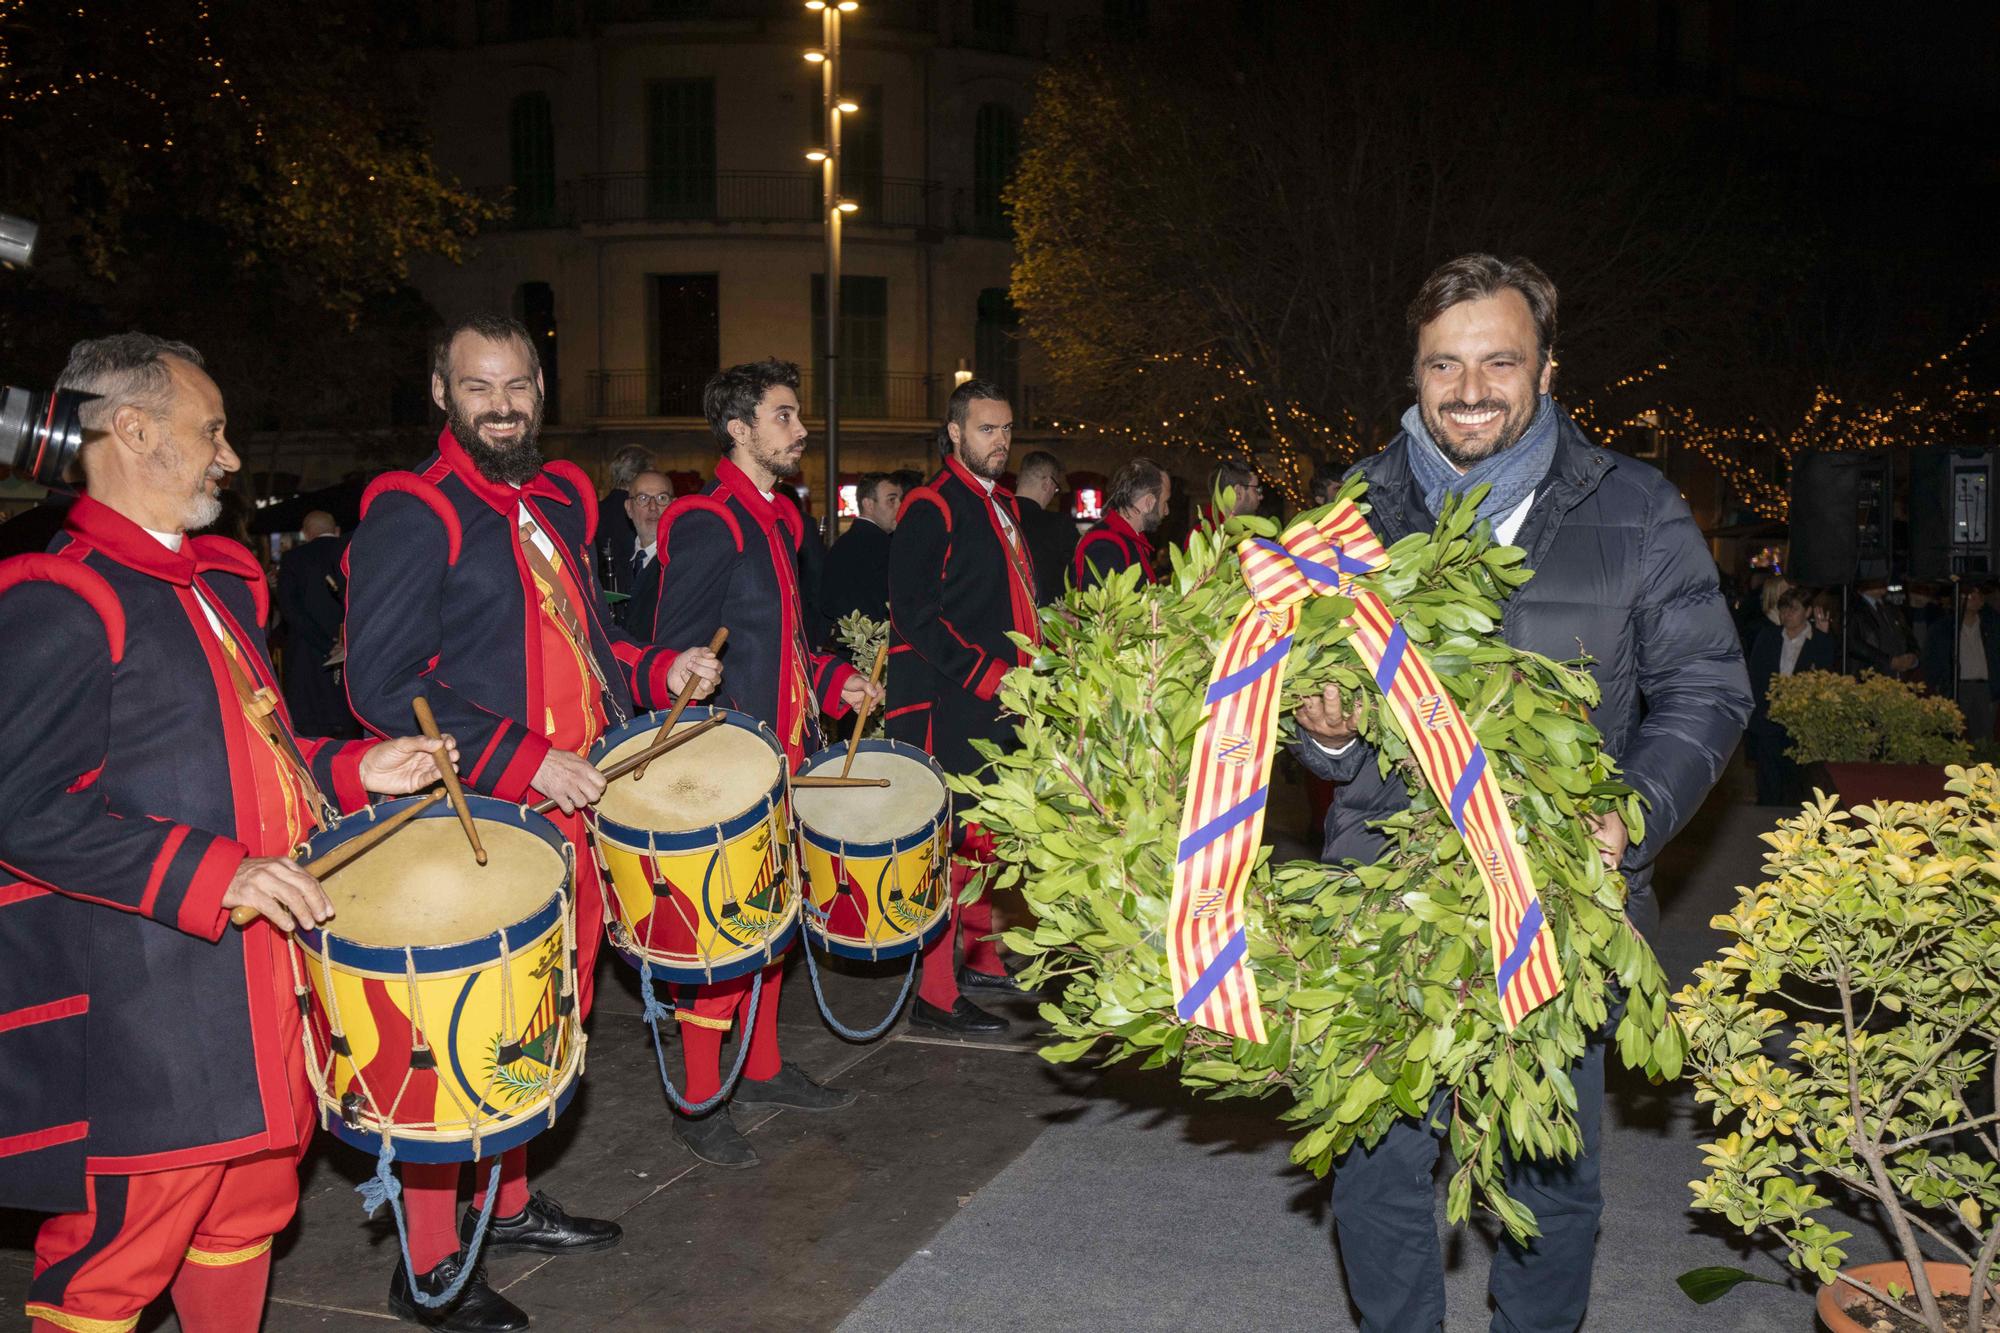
344, 316, 720, 1330
641, 358, 879, 1168
0, 335, 452, 1333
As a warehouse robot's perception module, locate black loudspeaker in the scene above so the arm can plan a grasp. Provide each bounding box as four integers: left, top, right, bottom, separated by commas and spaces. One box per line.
1908, 447, 1999, 580
1789, 450, 1895, 585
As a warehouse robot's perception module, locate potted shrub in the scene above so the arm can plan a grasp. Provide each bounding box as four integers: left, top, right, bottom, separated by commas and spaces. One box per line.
1765, 669, 1969, 806
1675, 770, 2000, 1332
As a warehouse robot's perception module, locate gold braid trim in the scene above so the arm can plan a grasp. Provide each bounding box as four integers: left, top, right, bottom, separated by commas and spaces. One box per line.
673, 1009, 734, 1032
182, 1236, 273, 1268
23, 1304, 141, 1333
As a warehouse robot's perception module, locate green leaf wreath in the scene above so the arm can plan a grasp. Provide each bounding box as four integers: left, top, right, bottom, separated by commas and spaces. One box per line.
955, 475, 1685, 1238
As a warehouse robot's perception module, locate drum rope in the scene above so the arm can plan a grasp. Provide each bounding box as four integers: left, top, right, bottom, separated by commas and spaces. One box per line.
357, 1139, 505, 1310
637, 958, 763, 1116
795, 829, 924, 1040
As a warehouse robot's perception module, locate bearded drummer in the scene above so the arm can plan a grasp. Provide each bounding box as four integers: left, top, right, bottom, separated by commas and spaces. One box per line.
641, 358, 878, 1167
344, 316, 720, 1330
0, 335, 454, 1333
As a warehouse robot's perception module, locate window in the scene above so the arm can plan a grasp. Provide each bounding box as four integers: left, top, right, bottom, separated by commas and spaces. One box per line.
646, 79, 717, 219
515, 282, 559, 424
509, 93, 556, 227
975, 287, 1019, 404
972, 103, 1018, 237
651, 275, 720, 416
810, 275, 889, 418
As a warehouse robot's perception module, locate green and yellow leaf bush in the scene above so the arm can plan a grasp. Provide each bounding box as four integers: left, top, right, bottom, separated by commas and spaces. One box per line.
1767, 669, 1968, 766
1676, 772, 2000, 1331
956, 478, 1683, 1238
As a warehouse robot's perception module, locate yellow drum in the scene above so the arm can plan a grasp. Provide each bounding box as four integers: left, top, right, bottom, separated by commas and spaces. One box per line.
587, 707, 799, 984
293, 796, 580, 1164
793, 739, 952, 961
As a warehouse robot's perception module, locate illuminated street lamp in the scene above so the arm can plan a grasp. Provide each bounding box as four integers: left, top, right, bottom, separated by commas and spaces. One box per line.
808, 1, 854, 540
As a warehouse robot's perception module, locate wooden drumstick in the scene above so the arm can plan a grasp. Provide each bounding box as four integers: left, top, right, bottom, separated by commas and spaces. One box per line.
412, 694, 483, 866
533, 714, 725, 815
837, 643, 889, 780
790, 776, 891, 789
635, 627, 728, 783
229, 789, 449, 928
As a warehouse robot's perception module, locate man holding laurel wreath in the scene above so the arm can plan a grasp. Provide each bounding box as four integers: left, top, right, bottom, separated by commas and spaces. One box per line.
1293, 254, 1751, 1332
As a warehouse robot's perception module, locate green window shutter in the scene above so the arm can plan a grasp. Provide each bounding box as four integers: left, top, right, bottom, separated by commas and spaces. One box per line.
509, 92, 556, 226
645, 79, 717, 219
811, 275, 889, 417
972, 103, 1017, 237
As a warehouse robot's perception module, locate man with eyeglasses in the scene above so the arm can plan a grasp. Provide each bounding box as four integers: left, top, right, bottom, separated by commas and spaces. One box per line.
611, 469, 673, 630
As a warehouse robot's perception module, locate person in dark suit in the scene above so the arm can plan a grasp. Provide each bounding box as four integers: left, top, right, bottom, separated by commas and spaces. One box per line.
1849, 577, 1919, 678
1014, 449, 1078, 606
606, 469, 672, 630
275, 510, 354, 737
819, 471, 901, 637
1920, 583, 2000, 744
594, 443, 655, 589
1747, 586, 1841, 804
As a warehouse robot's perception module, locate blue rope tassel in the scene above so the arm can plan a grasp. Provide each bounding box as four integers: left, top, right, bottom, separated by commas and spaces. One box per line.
639, 957, 762, 1116
798, 903, 918, 1042
358, 1139, 504, 1309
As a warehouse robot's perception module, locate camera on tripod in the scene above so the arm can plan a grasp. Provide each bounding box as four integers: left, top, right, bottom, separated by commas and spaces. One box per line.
1, 211, 95, 486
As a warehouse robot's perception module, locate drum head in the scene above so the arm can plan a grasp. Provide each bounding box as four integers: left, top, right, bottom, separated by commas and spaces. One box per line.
793, 749, 946, 845
321, 818, 561, 948
596, 719, 782, 833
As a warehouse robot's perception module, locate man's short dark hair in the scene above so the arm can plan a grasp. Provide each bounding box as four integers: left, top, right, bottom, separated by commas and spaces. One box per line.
703, 358, 801, 449
1309, 469, 1342, 503
945, 378, 1009, 433
856, 472, 897, 507
57, 333, 206, 433
432, 314, 540, 385
1406, 253, 1559, 372
1210, 458, 1257, 494
1017, 450, 1063, 490
1108, 457, 1168, 514
892, 467, 925, 492
608, 444, 655, 489
1777, 586, 1809, 613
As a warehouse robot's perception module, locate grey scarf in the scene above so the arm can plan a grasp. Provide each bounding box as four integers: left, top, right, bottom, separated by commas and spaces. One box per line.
1401, 395, 1560, 528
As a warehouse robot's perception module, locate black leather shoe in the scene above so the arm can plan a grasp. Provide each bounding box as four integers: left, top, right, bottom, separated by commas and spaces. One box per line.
959, 966, 1034, 998
909, 996, 1012, 1036
732, 1061, 858, 1112
460, 1190, 621, 1257
388, 1254, 529, 1331
673, 1107, 760, 1168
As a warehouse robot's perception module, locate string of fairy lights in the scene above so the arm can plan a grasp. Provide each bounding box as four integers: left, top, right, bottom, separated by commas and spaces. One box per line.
1052, 328, 1999, 519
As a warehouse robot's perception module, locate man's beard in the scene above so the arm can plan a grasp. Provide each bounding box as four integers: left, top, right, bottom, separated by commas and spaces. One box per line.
184, 489, 223, 531
962, 443, 1009, 481
747, 435, 802, 480
449, 396, 546, 485
1420, 395, 1538, 470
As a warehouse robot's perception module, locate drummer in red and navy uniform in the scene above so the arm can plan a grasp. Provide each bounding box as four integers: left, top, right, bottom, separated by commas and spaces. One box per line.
343, 316, 720, 1330
0, 334, 455, 1333
1071, 457, 1171, 592
885, 379, 1042, 1036
644, 358, 877, 1167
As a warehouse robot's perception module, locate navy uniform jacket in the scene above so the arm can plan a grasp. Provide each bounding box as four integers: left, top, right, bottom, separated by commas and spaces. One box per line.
1018, 502, 1078, 607
1071, 510, 1158, 592
819, 516, 891, 634
0, 496, 375, 1211
276, 531, 353, 736
648, 458, 853, 768
344, 429, 683, 800
885, 456, 1040, 778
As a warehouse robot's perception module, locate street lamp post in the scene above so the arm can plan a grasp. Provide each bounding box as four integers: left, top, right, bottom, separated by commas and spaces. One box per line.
807, 1, 856, 543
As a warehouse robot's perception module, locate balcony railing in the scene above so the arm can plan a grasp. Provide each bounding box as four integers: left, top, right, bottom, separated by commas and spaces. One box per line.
562, 172, 942, 229
591, 369, 1048, 426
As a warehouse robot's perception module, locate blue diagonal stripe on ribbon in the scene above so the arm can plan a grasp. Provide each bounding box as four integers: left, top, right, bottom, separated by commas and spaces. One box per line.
1496, 899, 1545, 1000
1374, 622, 1409, 693
1177, 787, 1268, 863
1249, 538, 1371, 589
1176, 926, 1248, 1021
1205, 635, 1294, 704
1447, 744, 1487, 832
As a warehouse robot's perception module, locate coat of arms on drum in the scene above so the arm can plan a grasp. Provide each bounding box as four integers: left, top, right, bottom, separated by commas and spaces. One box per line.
484, 937, 570, 1106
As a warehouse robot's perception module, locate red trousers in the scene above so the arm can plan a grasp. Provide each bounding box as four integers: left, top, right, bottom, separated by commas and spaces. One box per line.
918, 860, 1006, 1009
28, 935, 311, 1333
400, 812, 601, 1275
672, 960, 785, 1105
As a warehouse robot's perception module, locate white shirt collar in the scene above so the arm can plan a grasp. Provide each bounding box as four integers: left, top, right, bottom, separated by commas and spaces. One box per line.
143, 525, 185, 552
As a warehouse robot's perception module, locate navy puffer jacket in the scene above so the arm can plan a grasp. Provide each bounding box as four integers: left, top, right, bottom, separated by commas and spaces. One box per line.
1295, 412, 1752, 938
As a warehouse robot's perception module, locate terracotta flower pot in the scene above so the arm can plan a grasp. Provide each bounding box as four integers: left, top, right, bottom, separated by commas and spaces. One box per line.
1824, 762, 1953, 807
1816, 1260, 1976, 1332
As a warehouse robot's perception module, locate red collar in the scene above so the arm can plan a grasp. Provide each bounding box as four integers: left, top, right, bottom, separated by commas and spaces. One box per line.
944, 454, 1019, 512
1104, 509, 1155, 561
61, 494, 261, 586
715, 456, 803, 546
435, 427, 570, 516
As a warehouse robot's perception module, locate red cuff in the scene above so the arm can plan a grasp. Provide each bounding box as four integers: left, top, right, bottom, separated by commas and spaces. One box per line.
178, 836, 248, 942
820, 662, 858, 719
645, 647, 680, 710
972, 657, 1009, 702
330, 740, 375, 813
491, 730, 552, 804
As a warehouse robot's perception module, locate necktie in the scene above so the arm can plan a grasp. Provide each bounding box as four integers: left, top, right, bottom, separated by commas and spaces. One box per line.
519, 519, 617, 708
631, 548, 647, 589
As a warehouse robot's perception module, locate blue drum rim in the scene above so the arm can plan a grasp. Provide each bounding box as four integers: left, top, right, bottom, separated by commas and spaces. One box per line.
296, 794, 571, 974
587, 706, 788, 853
611, 913, 801, 984
319, 1073, 579, 1165
804, 903, 952, 962
794, 737, 951, 859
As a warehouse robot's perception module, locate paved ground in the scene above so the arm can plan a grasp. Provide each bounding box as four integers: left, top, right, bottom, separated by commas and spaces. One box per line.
1, 760, 1892, 1331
